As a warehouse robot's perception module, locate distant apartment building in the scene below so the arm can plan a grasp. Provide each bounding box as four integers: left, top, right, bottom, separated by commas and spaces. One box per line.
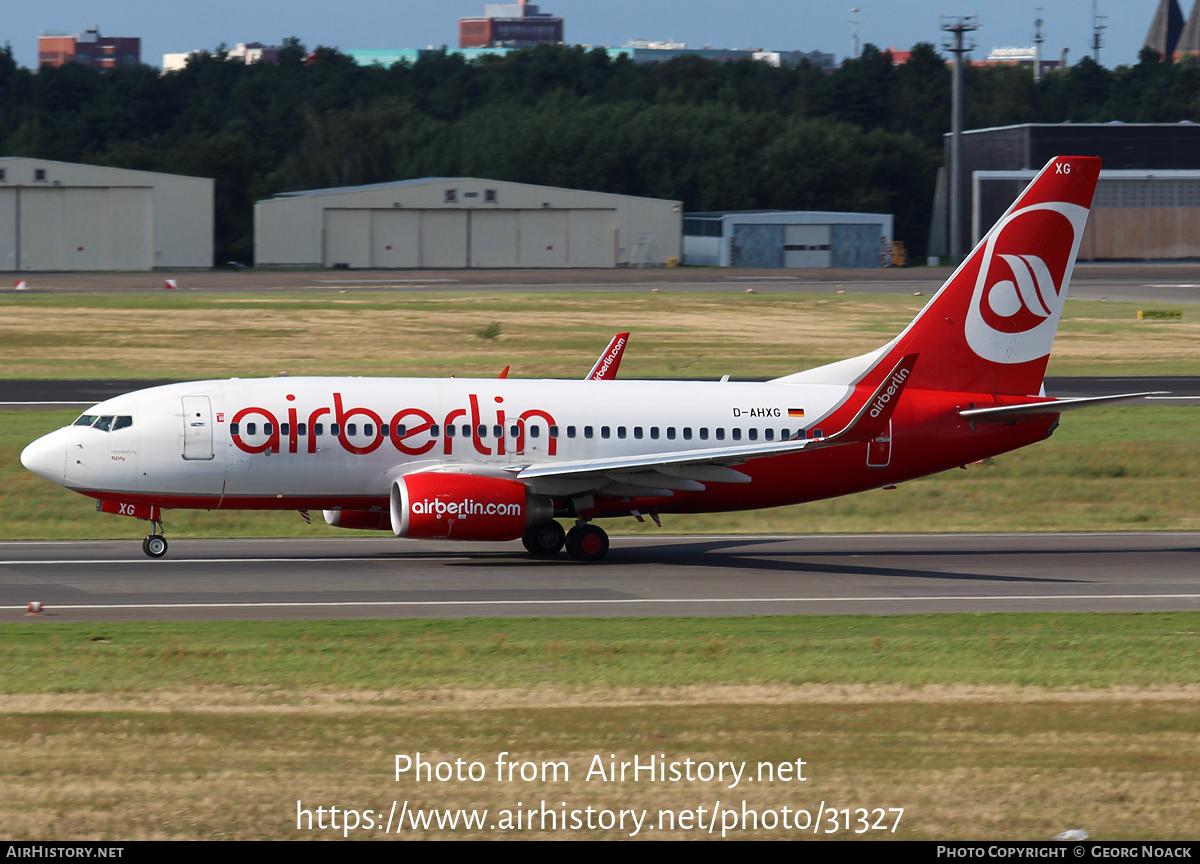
163, 43, 282, 73
459, 0, 563, 48
38, 27, 140, 69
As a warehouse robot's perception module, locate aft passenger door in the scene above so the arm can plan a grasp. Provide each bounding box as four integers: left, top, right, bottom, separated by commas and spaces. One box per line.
866, 420, 892, 468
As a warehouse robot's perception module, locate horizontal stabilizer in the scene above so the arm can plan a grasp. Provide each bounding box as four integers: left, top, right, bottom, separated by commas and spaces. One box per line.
959, 391, 1167, 421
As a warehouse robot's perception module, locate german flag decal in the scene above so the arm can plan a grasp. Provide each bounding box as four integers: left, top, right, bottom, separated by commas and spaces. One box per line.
788, 408, 805, 418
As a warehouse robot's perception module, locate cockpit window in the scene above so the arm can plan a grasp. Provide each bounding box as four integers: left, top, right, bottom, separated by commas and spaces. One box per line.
72, 413, 132, 431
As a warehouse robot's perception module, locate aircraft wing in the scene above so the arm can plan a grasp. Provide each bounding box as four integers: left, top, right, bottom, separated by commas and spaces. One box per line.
513, 355, 917, 495
959, 391, 1167, 421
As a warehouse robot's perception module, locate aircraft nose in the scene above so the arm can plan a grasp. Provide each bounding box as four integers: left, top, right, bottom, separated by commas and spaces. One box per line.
21, 433, 66, 486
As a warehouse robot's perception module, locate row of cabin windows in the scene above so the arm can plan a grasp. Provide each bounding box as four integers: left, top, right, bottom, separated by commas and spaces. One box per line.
230, 421, 822, 441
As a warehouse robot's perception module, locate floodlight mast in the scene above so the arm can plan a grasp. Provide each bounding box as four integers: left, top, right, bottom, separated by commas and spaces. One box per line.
941, 15, 980, 264
1092, 0, 1107, 64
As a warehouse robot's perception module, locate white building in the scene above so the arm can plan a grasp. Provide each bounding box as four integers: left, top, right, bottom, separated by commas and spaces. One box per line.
0, 158, 213, 271
255, 178, 682, 268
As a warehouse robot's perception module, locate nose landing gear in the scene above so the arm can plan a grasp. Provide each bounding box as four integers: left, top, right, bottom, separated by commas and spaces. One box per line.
141, 519, 168, 558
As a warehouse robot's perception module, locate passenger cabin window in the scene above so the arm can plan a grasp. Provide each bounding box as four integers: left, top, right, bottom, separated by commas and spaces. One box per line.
529, 425, 540, 438
601, 426, 610, 439
634, 427, 643, 439
567, 426, 577, 438
246, 422, 257, 435
716, 428, 725, 440
650, 427, 660, 439
314, 423, 324, 436
347, 424, 357, 436
584, 426, 594, 439
666, 427, 676, 440
683, 427, 692, 440
732, 428, 741, 441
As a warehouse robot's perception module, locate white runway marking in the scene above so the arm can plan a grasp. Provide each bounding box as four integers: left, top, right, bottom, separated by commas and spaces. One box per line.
0, 557, 469, 565
13, 594, 1200, 612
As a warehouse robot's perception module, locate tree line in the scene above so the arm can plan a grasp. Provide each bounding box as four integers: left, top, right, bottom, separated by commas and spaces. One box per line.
1, 41, 1198, 263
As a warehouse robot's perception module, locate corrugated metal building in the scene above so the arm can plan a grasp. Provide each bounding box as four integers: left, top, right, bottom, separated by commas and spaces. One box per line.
930, 123, 1200, 260
683, 210, 895, 268
975, 169, 1200, 261
255, 178, 682, 268
0, 158, 213, 271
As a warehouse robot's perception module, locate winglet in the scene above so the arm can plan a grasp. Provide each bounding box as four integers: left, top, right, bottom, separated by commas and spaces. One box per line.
587, 333, 630, 380
826, 353, 917, 444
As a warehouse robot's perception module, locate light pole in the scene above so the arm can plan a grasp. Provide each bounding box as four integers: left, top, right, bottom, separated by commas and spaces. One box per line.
941, 15, 979, 264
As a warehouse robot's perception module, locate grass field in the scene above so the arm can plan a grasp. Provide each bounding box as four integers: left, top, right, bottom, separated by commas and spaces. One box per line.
1, 291, 1196, 379
2, 614, 1198, 840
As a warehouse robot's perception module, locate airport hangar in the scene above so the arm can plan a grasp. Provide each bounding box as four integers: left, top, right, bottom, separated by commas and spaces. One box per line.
0, 157, 213, 271
930, 123, 1200, 261
254, 178, 683, 268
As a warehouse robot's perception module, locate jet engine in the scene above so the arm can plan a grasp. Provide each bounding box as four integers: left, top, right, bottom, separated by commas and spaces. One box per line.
323, 509, 392, 531
390, 473, 552, 541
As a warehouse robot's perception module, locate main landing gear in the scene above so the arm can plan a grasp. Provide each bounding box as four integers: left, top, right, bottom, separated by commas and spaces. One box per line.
522, 520, 566, 557
565, 522, 609, 563
141, 518, 168, 558
521, 520, 610, 561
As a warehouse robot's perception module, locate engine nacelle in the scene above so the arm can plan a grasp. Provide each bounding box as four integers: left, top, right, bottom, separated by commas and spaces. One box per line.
323, 509, 392, 531
390, 473, 552, 541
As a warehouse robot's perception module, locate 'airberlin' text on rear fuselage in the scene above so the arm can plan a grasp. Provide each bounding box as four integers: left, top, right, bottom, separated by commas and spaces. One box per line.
230, 393, 558, 457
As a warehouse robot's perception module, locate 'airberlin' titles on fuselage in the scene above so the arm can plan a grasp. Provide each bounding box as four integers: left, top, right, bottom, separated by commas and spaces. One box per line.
229, 392, 558, 458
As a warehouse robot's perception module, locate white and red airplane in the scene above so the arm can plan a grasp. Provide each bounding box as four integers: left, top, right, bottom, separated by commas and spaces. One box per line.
21, 156, 1155, 561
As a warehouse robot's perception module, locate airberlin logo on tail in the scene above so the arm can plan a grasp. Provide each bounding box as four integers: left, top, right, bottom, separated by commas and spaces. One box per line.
964, 201, 1089, 365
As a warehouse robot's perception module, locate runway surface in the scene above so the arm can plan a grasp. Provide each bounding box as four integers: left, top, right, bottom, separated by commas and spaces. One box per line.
2, 262, 1200, 304
4, 533, 1198, 622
